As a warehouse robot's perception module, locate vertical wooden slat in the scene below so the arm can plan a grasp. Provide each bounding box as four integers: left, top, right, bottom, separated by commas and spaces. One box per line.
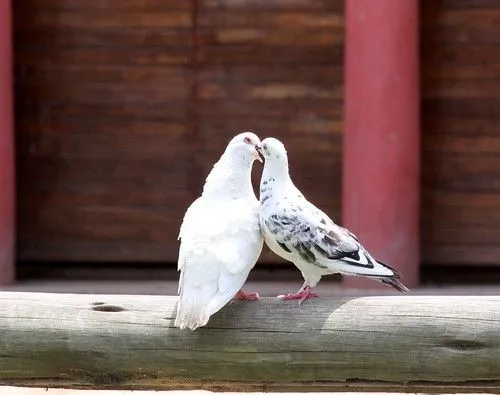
421, 0, 500, 266
0, 0, 14, 285
14, 1, 193, 262
186, 0, 202, 201
342, 0, 420, 288
196, 1, 344, 263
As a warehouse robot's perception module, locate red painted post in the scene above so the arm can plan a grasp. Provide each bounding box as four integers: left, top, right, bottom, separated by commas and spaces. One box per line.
0, 0, 14, 286
342, 0, 420, 289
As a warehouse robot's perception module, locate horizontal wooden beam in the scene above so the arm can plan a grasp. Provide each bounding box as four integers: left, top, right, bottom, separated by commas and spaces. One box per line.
1, 292, 499, 393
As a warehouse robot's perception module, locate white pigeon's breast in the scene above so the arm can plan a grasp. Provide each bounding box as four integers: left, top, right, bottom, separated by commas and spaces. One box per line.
178, 196, 262, 269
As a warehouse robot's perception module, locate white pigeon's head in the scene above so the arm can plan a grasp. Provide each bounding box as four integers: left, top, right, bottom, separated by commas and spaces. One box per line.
224, 132, 263, 165
202, 132, 262, 198
257, 137, 289, 169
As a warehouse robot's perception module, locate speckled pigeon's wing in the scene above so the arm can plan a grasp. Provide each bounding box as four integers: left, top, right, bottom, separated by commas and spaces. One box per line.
263, 200, 400, 280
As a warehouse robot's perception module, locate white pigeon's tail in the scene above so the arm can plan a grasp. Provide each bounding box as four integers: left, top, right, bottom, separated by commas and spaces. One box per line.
175, 290, 211, 331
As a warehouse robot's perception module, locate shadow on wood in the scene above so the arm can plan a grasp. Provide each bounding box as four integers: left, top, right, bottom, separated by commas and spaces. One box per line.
0, 292, 499, 393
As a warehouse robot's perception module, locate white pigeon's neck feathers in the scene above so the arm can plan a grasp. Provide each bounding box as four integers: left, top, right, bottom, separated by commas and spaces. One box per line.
202, 151, 256, 200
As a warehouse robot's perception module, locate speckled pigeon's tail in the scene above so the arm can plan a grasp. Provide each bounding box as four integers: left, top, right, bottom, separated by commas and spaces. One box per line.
377, 276, 410, 292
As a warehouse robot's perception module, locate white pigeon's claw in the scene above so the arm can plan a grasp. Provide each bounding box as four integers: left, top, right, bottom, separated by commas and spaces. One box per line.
233, 290, 260, 301
258, 137, 410, 297
175, 132, 264, 331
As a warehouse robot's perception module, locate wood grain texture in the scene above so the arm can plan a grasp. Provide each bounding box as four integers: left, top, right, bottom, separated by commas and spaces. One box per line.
14, 0, 344, 264
14, 0, 193, 262
0, 292, 499, 393
16, 0, 500, 268
196, 0, 344, 266
421, 0, 500, 265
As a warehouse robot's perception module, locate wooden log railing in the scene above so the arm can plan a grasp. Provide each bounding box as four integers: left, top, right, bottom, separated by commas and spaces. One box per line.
0, 292, 499, 393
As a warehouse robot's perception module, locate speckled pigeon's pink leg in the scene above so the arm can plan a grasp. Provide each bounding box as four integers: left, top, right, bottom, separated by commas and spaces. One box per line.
277, 283, 319, 305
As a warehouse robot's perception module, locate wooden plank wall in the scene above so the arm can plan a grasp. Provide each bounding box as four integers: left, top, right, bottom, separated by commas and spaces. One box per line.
14, 0, 344, 263
14, 0, 194, 261
195, 0, 344, 262
16, 0, 500, 267
421, 0, 500, 265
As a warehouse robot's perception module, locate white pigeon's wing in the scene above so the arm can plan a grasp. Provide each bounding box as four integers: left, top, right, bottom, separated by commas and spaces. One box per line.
206, 225, 263, 315
263, 200, 402, 280
175, 199, 263, 330
177, 197, 206, 272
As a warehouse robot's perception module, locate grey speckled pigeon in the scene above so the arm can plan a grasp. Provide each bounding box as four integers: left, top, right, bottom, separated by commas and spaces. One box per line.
257, 137, 409, 304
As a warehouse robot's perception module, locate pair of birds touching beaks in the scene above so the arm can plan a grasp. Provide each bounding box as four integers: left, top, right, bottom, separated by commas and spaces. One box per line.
175, 132, 409, 331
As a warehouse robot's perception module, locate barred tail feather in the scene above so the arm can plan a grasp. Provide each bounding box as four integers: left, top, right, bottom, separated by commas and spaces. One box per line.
341, 255, 410, 293
377, 276, 410, 292
373, 259, 410, 292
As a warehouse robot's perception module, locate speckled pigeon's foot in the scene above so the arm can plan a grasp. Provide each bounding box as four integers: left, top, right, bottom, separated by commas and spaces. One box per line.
277, 286, 319, 305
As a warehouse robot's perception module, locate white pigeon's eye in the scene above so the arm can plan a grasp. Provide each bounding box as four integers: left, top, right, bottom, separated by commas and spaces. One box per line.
244, 136, 252, 145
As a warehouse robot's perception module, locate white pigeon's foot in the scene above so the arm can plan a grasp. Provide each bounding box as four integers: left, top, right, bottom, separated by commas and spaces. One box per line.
233, 290, 260, 301
277, 285, 319, 305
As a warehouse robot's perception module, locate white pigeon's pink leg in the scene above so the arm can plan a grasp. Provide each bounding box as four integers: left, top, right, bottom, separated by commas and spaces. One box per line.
277, 283, 319, 305
233, 290, 260, 301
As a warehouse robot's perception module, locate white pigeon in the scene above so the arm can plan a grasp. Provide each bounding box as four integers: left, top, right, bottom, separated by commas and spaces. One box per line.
175, 132, 264, 330
257, 137, 409, 304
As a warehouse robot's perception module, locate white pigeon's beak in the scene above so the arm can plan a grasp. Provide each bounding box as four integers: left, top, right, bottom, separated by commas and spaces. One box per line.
254, 145, 263, 163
